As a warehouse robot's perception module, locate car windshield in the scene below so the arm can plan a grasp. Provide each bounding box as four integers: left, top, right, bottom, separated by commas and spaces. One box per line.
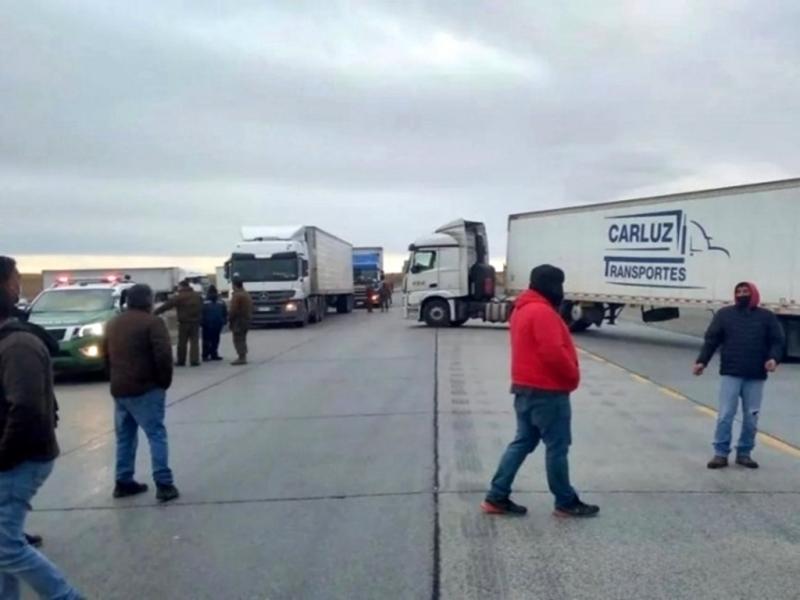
231, 258, 299, 282
31, 289, 115, 313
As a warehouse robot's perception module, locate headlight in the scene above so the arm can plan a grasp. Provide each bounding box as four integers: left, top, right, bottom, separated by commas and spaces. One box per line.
80, 345, 100, 358
285, 302, 298, 312
78, 322, 104, 338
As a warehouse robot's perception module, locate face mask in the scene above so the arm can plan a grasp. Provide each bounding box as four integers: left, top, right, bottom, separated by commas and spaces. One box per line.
735, 296, 751, 309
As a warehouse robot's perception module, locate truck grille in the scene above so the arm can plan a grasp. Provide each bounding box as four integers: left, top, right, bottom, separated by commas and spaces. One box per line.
250, 290, 295, 304
46, 329, 67, 342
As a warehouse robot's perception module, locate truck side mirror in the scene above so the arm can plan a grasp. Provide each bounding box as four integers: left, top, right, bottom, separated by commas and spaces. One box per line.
410, 265, 421, 274
302, 260, 310, 277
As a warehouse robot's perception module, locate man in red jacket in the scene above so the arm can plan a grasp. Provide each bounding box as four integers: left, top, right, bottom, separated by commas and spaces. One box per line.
481, 265, 599, 518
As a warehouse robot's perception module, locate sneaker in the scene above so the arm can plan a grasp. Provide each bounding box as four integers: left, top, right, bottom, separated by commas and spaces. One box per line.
480, 498, 528, 516
24, 533, 43, 548
230, 358, 247, 366
707, 455, 729, 469
554, 499, 600, 518
156, 484, 180, 503
736, 455, 759, 469
113, 480, 149, 498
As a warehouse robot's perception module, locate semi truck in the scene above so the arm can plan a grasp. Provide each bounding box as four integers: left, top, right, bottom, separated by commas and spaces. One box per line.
403, 178, 800, 359
225, 225, 355, 326
352, 247, 385, 308
42, 267, 208, 302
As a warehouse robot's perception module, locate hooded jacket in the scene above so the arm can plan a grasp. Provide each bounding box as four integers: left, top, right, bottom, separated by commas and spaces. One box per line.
510, 290, 580, 393
697, 282, 785, 380
0, 319, 60, 471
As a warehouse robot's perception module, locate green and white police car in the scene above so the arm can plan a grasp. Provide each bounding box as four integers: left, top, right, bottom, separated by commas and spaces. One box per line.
27, 277, 135, 373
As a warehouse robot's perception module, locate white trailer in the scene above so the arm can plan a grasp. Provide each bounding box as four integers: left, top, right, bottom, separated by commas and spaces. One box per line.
507, 178, 800, 357
42, 267, 206, 302
226, 225, 355, 326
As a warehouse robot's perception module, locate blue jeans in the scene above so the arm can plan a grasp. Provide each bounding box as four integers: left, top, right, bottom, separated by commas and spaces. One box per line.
487, 393, 578, 509
713, 376, 765, 457
115, 389, 174, 485
0, 461, 81, 600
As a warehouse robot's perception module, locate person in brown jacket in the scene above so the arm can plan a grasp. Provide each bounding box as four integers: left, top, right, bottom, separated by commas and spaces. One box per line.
104, 284, 179, 503
228, 278, 253, 366
0, 256, 83, 599
154, 280, 203, 367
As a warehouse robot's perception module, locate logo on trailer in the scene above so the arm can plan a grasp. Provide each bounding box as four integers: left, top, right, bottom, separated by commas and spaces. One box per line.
604, 209, 730, 290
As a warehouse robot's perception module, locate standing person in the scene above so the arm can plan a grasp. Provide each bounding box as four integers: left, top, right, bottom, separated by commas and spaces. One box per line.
0, 256, 83, 600
481, 265, 599, 518
379, 283, 391, 313
694, 282, 785, 469
201, 285, 227, 362
104, 284, 180, 503
228, 278, 253, 366
154, 280, 203, 367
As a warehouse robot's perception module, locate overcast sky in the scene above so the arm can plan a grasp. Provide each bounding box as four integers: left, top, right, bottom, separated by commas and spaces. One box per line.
2, 1, 798, 272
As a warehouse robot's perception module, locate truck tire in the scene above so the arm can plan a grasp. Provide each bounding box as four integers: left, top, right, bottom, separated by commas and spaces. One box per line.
423, 299, 451, 327
560, 301, 591, 333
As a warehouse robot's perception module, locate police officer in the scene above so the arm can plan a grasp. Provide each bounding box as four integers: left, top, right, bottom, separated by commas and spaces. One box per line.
201, 285, 227, 361
228, 278, 253, 366
155, 280, 203, 366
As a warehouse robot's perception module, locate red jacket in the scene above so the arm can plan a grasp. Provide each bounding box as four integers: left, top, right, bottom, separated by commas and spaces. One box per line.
510, 290, 580, 392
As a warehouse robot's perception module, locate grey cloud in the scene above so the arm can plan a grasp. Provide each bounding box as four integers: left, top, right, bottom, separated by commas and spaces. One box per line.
2, 1, 798, 261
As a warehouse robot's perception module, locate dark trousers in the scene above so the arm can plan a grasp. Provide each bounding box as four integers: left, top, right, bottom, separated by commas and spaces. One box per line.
202, 325, 223, 360
232, 329, 248, 359
177, 322, 200, 366
487, 393, 578, 509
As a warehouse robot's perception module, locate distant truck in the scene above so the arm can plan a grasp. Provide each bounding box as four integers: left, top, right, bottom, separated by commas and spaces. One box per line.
215, 266, 230, 298
403, 178, 800, 359
42, 267, 208, 302
225, 226, 355, 326
352, 247, 384, 308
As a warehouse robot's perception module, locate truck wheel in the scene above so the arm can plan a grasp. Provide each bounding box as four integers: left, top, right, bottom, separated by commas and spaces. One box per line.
423, 299, 451, 327
560, 301, 591, 333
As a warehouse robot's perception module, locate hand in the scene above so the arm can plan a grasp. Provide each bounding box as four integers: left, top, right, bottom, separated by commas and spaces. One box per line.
692, 363, 705, 376
765, 359, 778, 373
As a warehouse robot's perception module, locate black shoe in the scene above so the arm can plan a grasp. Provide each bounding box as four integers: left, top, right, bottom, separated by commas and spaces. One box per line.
175, 363, 186, 367
736, 455, 759, 469
480, 498, 528, 516
156, 484, 180, 503
24, 533, 43, 548
211, 356, 223, 361
113, 480, 149, 498
707, 455, 729, 469
554, 499, 600, 518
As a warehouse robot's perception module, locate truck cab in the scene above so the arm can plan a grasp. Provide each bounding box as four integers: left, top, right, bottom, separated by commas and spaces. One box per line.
352, 247, 385, 308
27, 277, 135, 373
404, 219, 507, 326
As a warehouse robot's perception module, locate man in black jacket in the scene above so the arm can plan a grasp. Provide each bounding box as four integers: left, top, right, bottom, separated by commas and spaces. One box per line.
0, 256, 82, 599
694, 281, 785, 469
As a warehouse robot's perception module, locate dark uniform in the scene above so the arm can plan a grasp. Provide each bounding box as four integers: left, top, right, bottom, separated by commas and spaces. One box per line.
201, 290, 228, 361
228, 288, 253, 364
155, 288, 203, 366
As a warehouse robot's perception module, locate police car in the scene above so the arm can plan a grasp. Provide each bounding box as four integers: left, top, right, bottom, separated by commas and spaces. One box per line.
27, 276, 136, 373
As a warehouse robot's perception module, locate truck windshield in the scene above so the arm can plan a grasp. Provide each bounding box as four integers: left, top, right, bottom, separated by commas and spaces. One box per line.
31, 290, 114, 313
231, 258, 299, 282
353, 268, 380, 285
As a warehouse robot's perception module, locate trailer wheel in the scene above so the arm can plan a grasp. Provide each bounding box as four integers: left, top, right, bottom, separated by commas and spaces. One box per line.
560, 301, 591, 333
423, 299, 451, 327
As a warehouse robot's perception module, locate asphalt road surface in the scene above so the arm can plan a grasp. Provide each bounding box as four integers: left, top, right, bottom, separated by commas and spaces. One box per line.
25, 306, 800, 599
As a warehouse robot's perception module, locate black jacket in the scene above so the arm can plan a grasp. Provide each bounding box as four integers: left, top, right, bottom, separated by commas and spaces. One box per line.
697, 305, 785, 380
0, 320, 60, 471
